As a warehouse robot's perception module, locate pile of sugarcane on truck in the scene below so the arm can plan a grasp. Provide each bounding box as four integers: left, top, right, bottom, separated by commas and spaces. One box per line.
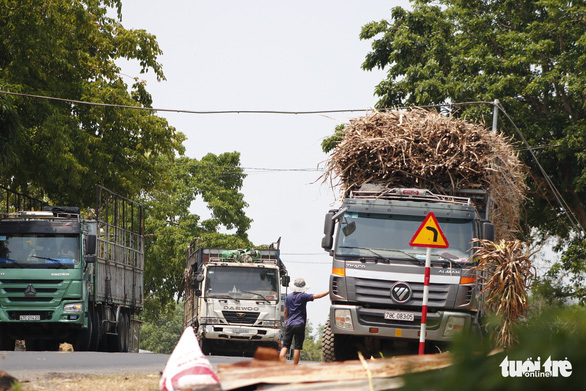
316, 108, 528, 360
183, 240, 289, 356
0, 185, 144, 352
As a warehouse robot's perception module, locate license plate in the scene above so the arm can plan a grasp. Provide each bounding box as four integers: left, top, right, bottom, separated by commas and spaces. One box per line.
384, 311, 414, 322
232, 328, 249, 334
20, 315, 41, 321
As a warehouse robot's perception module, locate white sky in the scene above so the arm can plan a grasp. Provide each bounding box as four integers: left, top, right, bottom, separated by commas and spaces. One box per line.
118, 0, 411, 327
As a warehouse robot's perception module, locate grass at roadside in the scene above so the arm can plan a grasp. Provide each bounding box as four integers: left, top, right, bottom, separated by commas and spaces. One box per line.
19, 373, 161, 391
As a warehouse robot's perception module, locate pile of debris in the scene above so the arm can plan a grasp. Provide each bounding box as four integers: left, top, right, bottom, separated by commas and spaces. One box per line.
322, 109, 526, 239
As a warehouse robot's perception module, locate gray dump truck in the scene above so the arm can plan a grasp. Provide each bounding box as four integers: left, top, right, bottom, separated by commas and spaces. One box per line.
321, 186, 495, 360
0, 185, 144, 352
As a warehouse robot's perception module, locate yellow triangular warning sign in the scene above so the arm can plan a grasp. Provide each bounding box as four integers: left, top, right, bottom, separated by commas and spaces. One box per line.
409, 212, 449, 248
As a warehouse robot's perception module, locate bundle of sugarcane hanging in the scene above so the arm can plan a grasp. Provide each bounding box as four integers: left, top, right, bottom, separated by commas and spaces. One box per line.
473, 239, 535, 349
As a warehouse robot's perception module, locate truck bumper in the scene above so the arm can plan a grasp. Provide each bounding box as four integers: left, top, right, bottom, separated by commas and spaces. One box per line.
330, 304, 473, 342
199, 324, 281, 343
0, 303, 88, 340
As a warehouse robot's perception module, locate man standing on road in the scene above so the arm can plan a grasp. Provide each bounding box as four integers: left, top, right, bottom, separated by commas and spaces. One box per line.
279, 278, 329, 364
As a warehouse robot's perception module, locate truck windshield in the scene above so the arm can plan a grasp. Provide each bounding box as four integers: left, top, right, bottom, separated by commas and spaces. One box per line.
0, 234, 79, 268
205, 266, 279, 301
335, 213, 474, 260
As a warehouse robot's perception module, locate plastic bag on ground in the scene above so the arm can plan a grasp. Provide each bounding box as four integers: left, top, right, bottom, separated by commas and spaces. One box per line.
159, 326, 220, 390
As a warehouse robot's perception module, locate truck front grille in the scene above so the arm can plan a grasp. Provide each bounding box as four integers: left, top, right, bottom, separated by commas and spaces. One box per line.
0, 279, 66, 306
8, 297, 53, 302
354, 277, 450, 307
331, 277, 340, 296
222, 311, 259, 325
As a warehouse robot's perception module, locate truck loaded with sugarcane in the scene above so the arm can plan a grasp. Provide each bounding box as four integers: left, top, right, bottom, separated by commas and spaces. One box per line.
320, 109, 525, 360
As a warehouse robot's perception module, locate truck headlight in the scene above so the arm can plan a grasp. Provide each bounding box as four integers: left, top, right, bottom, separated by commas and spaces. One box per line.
261, 320, 280, 327
443, 316, 466, 336
63, 302, 83, 313
334, 309, 353, 330
201, 317, 222, 325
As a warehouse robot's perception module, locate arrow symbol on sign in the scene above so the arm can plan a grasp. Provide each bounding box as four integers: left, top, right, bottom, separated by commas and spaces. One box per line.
409, 212, 449, 248
426, 227, 438, 242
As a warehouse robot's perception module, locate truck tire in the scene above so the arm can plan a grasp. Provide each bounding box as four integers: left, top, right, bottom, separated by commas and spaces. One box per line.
73, 310, 93, 351
109, 311, 129, 352
89, 307, 102, 351
200, 339, 212, 355
322, 319, 356, 362
119, 311, 130, 352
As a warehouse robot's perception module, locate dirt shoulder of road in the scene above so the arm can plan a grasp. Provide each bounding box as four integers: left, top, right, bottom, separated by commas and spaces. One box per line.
18, 372, 161, 391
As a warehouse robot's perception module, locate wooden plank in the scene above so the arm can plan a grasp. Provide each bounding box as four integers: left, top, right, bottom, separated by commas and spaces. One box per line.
255, 377, 404, 391
217, 353, 452, 390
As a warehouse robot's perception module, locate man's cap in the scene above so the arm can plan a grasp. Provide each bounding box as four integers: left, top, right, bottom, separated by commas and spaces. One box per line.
290, 278, 310, 293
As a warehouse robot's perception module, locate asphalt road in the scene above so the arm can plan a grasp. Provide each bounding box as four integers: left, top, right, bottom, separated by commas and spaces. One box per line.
0, 351, 248, 382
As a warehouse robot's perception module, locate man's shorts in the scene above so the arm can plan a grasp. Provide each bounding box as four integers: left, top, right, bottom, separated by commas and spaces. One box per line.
282, 324, 305, 350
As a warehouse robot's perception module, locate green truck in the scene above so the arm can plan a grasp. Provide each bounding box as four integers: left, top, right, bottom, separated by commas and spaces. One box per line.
0, 185, 144, 352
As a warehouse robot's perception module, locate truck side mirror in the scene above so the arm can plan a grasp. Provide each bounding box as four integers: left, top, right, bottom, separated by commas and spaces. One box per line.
85, 256, 96, 264
342, 221, 356, 236
321, 212, 335, 251
85, 234, 96, 255
196, 273, 204, 282
195, 289, 202, 297
281, 275, 290, 287
482, 222, 495, 241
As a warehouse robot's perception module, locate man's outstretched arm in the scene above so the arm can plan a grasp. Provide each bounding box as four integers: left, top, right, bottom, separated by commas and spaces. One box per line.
313, 290, 330, 300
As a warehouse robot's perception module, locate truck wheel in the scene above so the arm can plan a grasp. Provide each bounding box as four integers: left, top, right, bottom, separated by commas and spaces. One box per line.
109, 310, 129, 353
89, 307, 102, 351
200, 339, 212, 355
73, 310, 93, 351
322, 319, 336, 362
119, 312, 130, 352
322, 319, 356, 362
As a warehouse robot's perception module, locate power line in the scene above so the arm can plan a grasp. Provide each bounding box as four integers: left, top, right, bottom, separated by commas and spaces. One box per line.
2, 88, 580, 234
281, 253, 327, 256
0, 89, 370, 115
495, 102, 583, 236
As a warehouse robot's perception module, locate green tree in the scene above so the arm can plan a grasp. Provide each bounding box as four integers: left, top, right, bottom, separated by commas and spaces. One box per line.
0, 0, 255, 318
0, 0, 184, 206
402, 306, 586, 390
301, 321, 324, 362
350, 0, 586, 301
144, 153, 253, 317
140, 301, 185, 354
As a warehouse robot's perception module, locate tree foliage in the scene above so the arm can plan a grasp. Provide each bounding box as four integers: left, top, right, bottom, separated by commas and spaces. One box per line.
301, 321, 324, 362
402, 306, 586, 390
144, 153, 253, 317
0, 0, 184, 206
350, 0, 586, 300
140, 301, 185, 354
0, 1, 255, 317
